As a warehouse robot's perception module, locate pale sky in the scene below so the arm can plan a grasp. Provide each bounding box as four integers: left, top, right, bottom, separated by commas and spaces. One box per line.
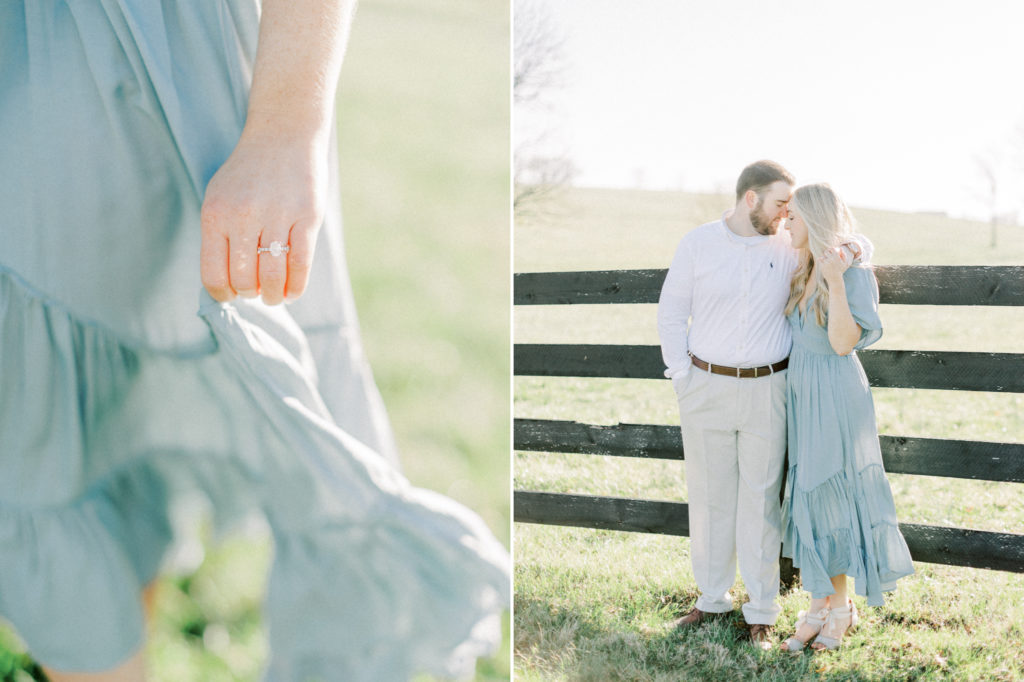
515, 0, 1024, 219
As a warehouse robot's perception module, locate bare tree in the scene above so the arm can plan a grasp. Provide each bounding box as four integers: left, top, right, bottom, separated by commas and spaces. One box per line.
514, 0, 575, 216
973, 119, 1024, 247
513, 0, 565, 106
974, 152, 1000, 248
514, 151, 576, 214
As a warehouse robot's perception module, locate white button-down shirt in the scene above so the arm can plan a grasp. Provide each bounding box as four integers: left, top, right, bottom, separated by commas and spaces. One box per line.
657, 217, 798, 379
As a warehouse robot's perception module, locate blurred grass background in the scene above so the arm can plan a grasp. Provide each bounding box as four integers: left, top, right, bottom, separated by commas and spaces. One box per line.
514, 186, 1024, 680
0, 0, 510, 680
339, 1, 510, 676
338, 0, 510, 544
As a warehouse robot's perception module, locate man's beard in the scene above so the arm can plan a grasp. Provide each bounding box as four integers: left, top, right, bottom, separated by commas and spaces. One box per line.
750, 200, 779, 235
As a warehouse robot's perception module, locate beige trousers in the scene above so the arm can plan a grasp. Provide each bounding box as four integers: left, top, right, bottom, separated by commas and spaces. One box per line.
675, 367, 787, 625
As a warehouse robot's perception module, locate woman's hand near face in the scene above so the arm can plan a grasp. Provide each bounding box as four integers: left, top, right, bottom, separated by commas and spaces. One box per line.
200, 127, 327, 305
818, 246, 851, 285
820, 246, 862, 355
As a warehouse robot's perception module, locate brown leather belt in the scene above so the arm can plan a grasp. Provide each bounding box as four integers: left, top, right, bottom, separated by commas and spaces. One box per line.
689, 353, 788, 378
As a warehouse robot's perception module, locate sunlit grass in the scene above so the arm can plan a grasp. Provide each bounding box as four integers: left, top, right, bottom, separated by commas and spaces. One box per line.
515, 524, 1024, 682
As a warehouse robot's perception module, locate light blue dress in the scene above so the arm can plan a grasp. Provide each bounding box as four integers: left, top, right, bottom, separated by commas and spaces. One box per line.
781, 265, 914, 606
0, 2, 508, 679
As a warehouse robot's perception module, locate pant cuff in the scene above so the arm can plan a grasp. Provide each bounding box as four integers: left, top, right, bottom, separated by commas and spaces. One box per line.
741, 601, 781, 625
695, 594, 733, 613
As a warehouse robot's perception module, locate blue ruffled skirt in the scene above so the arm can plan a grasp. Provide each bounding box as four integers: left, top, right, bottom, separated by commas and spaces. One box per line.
781, 345, 914, 606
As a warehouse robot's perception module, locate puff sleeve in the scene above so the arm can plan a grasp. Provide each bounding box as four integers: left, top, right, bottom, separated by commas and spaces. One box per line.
843, 265, 882, 349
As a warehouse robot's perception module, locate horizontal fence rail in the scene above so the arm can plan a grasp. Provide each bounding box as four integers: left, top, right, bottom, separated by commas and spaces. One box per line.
514, 491, 1024, 573
514, 344, 1024, 393
514, 266, 1024, 306
514, 418, 1024, 483
514, 265, 1024, 574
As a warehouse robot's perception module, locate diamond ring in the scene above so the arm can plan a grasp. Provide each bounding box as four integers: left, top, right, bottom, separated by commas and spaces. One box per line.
257, 241, 289, 257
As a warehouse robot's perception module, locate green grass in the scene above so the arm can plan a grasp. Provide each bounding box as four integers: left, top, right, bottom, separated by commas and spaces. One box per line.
514, 186, 1024, 681
1, 0, 510, 679
515, 525, 1024, 682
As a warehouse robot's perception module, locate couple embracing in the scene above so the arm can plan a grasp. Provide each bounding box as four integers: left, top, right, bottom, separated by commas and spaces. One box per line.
657, 160, 915, 651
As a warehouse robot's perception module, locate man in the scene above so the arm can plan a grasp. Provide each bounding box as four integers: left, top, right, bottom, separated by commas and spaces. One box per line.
657, 160, 802, 648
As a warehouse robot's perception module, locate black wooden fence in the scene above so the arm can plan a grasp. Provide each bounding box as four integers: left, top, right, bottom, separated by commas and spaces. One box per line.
514, 265, 1024, 573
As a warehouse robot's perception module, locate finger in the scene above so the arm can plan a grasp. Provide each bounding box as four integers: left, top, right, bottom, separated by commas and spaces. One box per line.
229, 233, 259, 297
258, 231, 290, 306
200, 233, 235, 301
285, 227, 318, 300
841, 241, 862, 261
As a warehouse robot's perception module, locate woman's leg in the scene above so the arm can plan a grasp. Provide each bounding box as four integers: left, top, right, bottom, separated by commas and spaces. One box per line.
827, 574, 848, 609
141, 581, 158, 622
780, 594, 830, 650
811, 574, 855, 650
43, 582, 156, 682
43, 651, 146, 682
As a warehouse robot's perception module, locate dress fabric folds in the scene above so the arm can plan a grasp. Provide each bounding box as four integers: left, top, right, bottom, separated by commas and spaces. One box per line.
0, 1, 509, 679
780, 266, 914, 607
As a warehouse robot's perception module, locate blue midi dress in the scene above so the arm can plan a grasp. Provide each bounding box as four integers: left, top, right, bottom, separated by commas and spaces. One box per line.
0, 2, 508, 679
781, 265, 914, 606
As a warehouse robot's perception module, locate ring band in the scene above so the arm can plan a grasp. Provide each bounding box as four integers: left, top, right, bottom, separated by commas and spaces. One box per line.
257, 240, 289, 257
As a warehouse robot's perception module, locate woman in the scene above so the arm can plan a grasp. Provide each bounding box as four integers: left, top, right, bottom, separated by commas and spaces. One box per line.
0, 2, 508, 680
778, 184, 914, 652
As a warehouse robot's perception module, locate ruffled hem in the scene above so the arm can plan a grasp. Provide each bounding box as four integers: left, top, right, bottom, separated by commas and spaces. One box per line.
781, 462, 914, 607
0, 268, 509, 678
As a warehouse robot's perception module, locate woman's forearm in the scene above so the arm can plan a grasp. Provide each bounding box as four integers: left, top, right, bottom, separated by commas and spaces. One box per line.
245, 0, 356, 142
826, 278, 862, 355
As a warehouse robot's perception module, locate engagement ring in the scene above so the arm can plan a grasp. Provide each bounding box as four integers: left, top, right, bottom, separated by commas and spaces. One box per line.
258, 241, 289, 257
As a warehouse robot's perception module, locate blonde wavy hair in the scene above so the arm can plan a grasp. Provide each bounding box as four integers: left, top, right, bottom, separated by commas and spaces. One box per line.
783, 183, 860, 326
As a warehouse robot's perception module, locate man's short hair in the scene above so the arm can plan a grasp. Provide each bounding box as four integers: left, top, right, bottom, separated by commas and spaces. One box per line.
735, 160, 795, 202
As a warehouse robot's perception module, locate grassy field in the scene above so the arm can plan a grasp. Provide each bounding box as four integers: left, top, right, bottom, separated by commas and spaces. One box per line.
0, 1, 510, 680
514, 186, 1024, 680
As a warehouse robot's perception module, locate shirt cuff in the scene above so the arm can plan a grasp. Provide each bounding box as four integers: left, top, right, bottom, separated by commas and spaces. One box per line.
664, 360, 692, 380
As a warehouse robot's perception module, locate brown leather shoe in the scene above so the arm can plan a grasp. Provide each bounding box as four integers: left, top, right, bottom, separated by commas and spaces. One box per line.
749, 623, 774, 650
671, 607, 720, 629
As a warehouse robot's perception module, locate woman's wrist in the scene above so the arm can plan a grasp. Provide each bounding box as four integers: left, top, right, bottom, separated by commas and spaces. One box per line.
826, 274, 846, 292
240, 109, 332, 149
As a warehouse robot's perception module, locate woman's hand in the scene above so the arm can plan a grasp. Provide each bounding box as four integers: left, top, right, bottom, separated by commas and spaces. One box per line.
200, 127, 327, 306
199, 0, 353, 306
818, 246, 851, 286
820, 246, 861, 355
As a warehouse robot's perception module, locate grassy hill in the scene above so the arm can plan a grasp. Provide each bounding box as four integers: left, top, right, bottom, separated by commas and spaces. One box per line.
515, 185, 1024, 271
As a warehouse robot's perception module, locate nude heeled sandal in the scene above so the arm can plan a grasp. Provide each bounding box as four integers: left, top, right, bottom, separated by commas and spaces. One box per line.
780, 606, 830, 652
812, 599, 859, 650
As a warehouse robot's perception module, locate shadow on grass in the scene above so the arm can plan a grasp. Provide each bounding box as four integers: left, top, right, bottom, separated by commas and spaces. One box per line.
516, 589, 780, 682
513, 585, 985, 682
